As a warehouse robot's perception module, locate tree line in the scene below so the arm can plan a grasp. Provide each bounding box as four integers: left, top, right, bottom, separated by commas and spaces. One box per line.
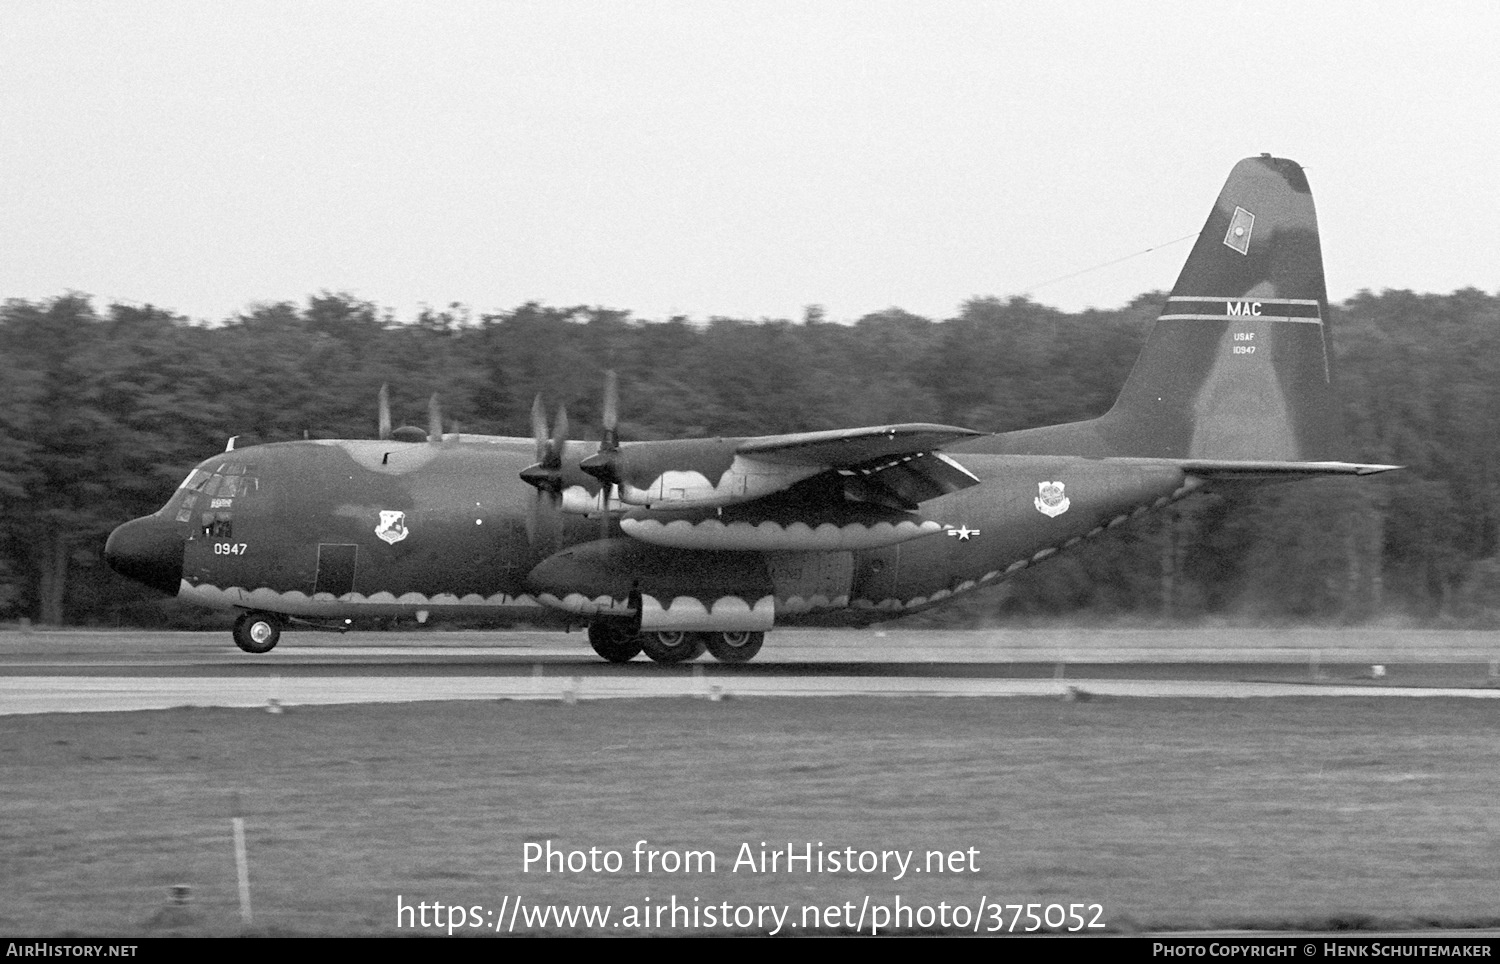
2, 288, 1496, 627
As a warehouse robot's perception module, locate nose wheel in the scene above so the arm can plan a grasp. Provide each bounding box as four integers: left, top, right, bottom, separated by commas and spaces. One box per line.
232, 611, 282, 654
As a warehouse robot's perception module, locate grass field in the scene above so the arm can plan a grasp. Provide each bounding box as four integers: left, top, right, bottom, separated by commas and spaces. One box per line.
3, 695, 1499, 936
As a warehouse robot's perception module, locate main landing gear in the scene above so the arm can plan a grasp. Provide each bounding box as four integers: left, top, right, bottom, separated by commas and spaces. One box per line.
232, 611, 282, 654
587, 621, 644, 663
587, 622, 766, 664
703, 630, 763, 663
639, 630, 706, 664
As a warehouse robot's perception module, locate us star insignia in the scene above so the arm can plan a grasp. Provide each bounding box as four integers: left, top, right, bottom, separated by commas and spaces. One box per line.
946, 525, 980, 541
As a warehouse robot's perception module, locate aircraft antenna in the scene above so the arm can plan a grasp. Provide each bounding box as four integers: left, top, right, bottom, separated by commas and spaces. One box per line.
1019, 231, 1199, 298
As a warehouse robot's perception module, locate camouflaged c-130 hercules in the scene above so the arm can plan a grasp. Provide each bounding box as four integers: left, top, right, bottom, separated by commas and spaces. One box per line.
107, 157, 1396, 662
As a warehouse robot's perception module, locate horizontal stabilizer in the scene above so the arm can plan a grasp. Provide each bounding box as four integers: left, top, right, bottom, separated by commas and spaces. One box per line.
1117, 458, 1401, 480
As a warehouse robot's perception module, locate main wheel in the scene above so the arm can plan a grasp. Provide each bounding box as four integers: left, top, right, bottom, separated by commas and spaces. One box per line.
233, 611, 282, 654
705, 630, 764, 663
640, 630, 702, 664
588, 621, 643, 663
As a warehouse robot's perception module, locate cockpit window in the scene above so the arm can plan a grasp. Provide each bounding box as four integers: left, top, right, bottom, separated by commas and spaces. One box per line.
215, 476, 255, 498
175, 468, 257, 525
179, 469, 212, 491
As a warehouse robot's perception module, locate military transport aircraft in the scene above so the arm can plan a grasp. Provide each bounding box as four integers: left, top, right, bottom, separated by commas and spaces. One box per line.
105, 155, 1396, 663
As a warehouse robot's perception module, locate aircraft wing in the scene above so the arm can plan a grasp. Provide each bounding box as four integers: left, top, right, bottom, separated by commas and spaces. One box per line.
597, 423, 986, 513
741, 423, 986, 511
608, 423, 985, 551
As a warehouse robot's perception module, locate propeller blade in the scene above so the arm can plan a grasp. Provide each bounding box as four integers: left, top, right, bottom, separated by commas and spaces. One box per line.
531, 394, 548, 461
580, 369, 624, 485
529, 446, 569, 552
551, 405, 569, 465
601, 369, 619, 452
522, 399, 574, 549
527, 488, 564, 554
378, 384, 392, 440
599, 370, 621, 539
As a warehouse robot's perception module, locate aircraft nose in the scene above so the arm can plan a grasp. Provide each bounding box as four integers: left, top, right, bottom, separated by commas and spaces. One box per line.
105, 515, 184, 596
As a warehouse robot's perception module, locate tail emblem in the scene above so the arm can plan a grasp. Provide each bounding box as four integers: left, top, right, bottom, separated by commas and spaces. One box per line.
1222, 206, 1255, 254
1034, 482, 1070, 518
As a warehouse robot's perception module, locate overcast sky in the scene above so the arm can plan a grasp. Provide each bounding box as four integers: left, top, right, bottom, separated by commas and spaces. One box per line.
5, 1, 1498, 324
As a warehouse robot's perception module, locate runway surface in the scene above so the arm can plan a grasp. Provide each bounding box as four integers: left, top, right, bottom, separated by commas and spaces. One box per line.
3, 626, 1499, 714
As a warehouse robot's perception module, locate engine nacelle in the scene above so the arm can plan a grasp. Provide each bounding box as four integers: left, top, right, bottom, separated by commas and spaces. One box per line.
553, 453, 820, 515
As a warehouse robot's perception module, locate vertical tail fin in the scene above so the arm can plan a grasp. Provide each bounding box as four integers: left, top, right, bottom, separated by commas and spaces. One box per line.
994, 155, 1354, 464
1101, 154, 1347, 461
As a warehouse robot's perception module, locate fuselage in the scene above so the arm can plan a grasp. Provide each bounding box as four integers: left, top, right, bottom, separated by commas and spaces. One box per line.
101, 156, 1393, 660
105, 433, 1196, 629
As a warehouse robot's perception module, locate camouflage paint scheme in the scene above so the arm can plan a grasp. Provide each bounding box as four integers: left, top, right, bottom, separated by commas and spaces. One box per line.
106, 156, 1395, 660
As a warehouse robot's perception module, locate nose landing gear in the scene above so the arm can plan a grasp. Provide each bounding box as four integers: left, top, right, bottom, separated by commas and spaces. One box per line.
232, 611, 283, 654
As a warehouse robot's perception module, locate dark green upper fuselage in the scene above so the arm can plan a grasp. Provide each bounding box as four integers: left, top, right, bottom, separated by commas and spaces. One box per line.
139, 434, 1190, 627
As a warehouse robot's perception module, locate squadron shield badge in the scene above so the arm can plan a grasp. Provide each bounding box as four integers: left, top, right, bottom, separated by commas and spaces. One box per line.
375, 510, 409, 544
1034, 481, 1070, 518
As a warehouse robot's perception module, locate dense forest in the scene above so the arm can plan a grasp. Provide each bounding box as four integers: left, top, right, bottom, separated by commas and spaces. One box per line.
2, 288, 1497, 628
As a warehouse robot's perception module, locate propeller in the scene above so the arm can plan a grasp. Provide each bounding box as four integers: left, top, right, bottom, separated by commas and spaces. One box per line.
519, 394, 570, 549
579, 369, 622, 539
521, 370, 623, 544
